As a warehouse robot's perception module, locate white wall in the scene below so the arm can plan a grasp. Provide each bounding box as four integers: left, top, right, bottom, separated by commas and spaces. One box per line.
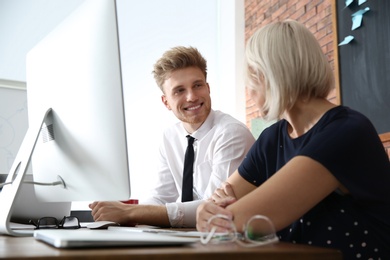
0, 0, 245, 205
0, 0, 83, 82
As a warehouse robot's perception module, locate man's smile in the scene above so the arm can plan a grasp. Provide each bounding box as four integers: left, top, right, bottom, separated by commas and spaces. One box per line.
185, 103, 202, 111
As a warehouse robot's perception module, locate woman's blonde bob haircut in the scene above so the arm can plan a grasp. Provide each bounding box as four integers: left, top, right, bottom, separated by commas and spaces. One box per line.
245, 20, 334, 121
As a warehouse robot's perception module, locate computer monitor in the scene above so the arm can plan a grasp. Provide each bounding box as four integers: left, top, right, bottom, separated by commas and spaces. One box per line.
0, 0, 130, 235
28, 0, 131, 201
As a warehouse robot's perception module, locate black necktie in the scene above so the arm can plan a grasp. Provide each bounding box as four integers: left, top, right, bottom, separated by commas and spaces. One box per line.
182, 135, 195, 202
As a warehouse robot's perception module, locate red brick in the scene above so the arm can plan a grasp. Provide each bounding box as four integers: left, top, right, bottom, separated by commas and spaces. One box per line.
271, 4, 287, 20
289, 7, 305, 20
297, 6, 317, 23
244, 0, 335, 120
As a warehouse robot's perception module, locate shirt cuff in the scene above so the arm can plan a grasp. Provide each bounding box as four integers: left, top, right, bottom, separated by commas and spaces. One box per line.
166, 200, 203, 228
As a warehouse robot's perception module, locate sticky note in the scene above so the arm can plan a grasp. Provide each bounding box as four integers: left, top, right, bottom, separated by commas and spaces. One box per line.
358, 0, 367, 5
338, 35, 354, 46
351, 7, 370, 30
346, 0, 354, 7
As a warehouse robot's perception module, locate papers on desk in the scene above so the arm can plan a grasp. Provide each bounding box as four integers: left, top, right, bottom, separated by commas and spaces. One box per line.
10, 222, 35, 230
8, 222, 35, 236
108, 225, 202, 238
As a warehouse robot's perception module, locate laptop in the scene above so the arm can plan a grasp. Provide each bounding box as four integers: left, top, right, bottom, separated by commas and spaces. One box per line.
34, 229, 199, 248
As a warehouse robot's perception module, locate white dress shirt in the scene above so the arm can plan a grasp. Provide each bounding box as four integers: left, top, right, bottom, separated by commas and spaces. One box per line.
141, 110, 255, 227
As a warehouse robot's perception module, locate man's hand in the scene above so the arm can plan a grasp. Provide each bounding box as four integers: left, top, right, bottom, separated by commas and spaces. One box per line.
89, 201, 135, 225
89, 201, 170, 227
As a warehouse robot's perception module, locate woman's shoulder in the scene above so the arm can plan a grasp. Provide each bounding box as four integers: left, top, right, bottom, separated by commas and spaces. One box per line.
259, 119, 285, 138
320, 105, 374, 130
324, 105, 369, 121
252, 120, 287, 150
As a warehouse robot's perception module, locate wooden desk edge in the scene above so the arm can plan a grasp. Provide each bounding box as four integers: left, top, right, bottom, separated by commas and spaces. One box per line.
0, 235, 342, 260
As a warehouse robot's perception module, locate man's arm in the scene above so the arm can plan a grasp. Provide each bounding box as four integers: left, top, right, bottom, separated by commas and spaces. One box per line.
89, 201, 170, 227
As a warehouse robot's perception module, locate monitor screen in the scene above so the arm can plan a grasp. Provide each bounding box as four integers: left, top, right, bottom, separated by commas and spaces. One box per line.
25, 0, 131, 202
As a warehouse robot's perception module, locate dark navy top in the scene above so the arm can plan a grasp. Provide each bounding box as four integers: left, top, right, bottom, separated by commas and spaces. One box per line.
238, 106, 390, 259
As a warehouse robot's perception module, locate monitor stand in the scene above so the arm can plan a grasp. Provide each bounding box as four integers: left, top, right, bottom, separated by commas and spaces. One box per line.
0, 108, 53, 236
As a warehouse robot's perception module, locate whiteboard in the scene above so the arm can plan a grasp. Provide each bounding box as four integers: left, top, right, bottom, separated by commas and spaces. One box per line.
0, 80, 28, 175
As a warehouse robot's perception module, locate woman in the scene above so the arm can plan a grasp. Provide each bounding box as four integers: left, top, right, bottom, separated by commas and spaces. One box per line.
196, 20, 390, 259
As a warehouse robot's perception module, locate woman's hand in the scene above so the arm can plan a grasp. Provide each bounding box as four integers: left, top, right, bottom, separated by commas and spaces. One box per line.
210, 182, 237, 205
196, 197, 235, 232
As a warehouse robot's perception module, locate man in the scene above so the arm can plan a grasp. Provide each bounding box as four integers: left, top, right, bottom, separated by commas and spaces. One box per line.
89, 46, 255, 227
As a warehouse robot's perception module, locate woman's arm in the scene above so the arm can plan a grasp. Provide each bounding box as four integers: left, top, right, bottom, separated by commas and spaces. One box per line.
210, 170, 257, 202
227, 155, 340, 232
197, 170, 257, 231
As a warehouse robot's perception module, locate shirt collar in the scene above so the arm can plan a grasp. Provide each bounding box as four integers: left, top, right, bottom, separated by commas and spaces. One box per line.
180, 109, 215, 141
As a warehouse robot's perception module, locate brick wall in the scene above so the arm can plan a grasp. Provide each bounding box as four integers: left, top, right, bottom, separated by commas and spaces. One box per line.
244, 0, 335, 127
244, 0, 390, 159
380, 134, 390, 159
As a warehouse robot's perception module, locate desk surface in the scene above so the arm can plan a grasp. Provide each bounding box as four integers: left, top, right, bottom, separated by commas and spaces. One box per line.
0, 235, 342, 260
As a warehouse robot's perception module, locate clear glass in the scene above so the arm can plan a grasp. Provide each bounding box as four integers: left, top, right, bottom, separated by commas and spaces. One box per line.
200, 214, 279, 247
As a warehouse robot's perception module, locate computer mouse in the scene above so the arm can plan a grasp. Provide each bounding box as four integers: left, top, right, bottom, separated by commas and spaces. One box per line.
86, 221, 120, 229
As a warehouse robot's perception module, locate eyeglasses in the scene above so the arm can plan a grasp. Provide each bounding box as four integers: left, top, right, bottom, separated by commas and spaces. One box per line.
200, 214, 279, 247
29, 216, 81, 230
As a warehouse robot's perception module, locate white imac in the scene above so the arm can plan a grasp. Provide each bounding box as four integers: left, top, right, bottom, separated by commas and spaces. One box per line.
0, 0, 131, 236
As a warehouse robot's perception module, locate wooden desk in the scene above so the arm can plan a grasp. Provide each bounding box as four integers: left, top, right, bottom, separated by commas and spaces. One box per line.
0, 235, 342, 260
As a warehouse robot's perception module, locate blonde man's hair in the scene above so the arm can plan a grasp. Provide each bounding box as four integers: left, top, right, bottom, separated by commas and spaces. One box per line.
245, 20, 334, 121
152, 46, 207, 92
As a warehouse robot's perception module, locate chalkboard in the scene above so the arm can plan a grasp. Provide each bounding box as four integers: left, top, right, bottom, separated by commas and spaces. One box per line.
0, 80, 28, 175
335, 0, 390, 134
333, 0, 390, 135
